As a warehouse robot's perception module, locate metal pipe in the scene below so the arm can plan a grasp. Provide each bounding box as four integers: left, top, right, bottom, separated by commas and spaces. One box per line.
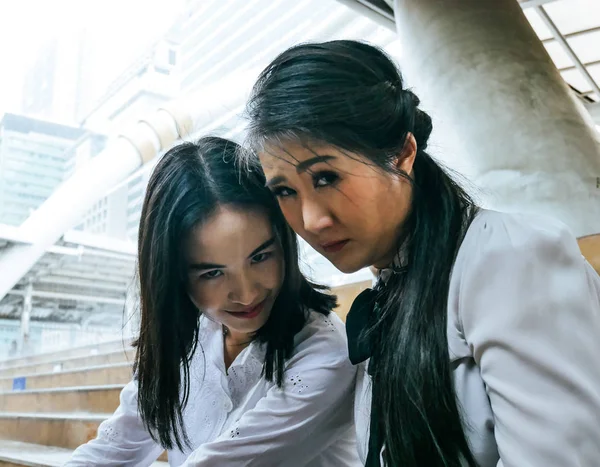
0, 73, 257, 302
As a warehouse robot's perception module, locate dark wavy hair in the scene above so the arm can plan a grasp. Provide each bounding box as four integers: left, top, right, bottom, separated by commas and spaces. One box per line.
133, 136, 336, 451
244, 40, 478, 466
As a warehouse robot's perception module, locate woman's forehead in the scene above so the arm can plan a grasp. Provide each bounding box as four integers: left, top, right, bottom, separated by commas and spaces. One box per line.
259, 141, 345, 172
185, 207, 274, 263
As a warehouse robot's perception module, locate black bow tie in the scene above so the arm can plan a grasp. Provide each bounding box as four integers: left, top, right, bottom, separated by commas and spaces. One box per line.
346, 287, 379, 365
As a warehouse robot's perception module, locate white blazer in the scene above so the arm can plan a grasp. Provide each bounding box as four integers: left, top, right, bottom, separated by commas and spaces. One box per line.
355, 209, 600, 466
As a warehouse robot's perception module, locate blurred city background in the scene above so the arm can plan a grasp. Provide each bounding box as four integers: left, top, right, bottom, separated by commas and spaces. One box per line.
0, 0, 599, 462
1, 0, 599, 358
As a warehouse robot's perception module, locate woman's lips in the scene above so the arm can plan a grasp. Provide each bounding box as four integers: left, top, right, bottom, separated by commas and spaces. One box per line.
321, 240, 349, 253
226, 299, 266, 319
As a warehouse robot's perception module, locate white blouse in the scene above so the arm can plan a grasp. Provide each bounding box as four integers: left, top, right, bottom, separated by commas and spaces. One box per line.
355, 209, 600, 466
67, 311, 360, 467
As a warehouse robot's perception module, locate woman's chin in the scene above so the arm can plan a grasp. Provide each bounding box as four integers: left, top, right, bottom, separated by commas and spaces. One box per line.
328, 257, 365, 275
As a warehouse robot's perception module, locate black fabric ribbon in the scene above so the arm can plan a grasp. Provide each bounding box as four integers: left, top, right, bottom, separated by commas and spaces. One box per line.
346, 287, 378, 365
346, 284, 385, 467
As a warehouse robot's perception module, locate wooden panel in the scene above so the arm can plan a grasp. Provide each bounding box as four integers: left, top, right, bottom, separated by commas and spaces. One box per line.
0, 387, 122, 414
0, 416, 104, 450
331, 280, 372, 322
0, 364, 132, 392
0, 349, 135, 379
579, 234, 600, 274
0, 340, 133, 371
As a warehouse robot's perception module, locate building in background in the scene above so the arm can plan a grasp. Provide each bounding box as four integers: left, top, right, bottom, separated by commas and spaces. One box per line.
77, 31, 182, 240
0, 114, 85, 226
77, 185, 129, 238
81, 36, 181, 135
125, 170, 152, 241
21, 30, 89, 126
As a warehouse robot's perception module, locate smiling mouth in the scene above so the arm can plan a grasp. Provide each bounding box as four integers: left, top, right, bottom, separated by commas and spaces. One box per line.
320, 240, 349, 253
226, 299, 267, 319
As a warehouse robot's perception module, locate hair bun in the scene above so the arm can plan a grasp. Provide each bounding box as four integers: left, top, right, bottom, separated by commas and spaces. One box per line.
400, 90, 431, 150
413, 108, 432, 151
403, 89, 420, 108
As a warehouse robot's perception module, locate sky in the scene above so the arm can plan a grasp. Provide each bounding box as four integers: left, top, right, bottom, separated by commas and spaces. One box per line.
0, 0, 186, 117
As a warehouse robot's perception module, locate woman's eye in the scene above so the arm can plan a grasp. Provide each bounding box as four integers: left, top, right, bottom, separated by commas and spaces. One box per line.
313, 171, 339, 188
200, 270, 223, 280
251, 251, 273, 264
271, 186, 295, 198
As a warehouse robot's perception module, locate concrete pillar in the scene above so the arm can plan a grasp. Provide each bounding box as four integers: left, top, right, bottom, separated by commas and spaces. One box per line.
393, 0, 600, 237
19, 282, 32, 354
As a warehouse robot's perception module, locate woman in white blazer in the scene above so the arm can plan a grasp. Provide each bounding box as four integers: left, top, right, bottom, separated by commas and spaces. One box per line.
66, 137, 360, 467
242, 40, 600, 466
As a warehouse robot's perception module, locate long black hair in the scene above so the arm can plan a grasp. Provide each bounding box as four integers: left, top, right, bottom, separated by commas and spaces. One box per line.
133, 136, 335, 451
244, 40, 478, 466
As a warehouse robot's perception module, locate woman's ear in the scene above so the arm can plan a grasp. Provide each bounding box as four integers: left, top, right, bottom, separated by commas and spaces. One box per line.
393, 132, 417, 175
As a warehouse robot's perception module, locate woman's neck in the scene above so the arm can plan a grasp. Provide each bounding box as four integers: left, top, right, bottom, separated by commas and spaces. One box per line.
222, 326, 253, 371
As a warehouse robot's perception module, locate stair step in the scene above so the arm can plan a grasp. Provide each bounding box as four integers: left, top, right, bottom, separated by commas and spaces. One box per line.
0, 349, 135, 379
0, 412, 107, 450
0, 385, 123, 414
0, 440, 168, 467
0, 339, 134, 372
0, 363, 132, 391
0, 440, 77, 467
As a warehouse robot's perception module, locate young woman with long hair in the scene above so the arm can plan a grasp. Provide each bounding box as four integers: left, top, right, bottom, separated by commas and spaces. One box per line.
242, 40, 600, 466
66, 137, 360, 466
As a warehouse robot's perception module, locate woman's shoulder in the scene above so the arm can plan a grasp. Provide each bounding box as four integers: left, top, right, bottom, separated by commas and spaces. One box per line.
288, 311, 350, 368
458, 209, 580, 261
450, 208, 585, 303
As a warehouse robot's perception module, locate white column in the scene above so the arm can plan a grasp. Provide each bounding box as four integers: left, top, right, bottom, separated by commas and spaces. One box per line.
393, 0, 600, 237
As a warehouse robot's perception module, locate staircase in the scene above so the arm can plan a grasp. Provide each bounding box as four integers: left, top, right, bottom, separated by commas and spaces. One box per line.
0, 341, 168, 466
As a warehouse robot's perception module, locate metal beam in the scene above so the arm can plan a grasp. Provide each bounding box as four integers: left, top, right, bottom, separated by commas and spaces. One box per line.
333, 0, 561, 28
36, 277, 128, 293
32, 291, 126, 305
45, 247, 133, 264
519, 0, 560, 8
45, 270, 131, 284
558, 59, 600, 74
586, 102, 600, 125
536, 6, 600, 99
334, 0, 395, 31
62, 230, 136, 256
6, 289, 125, 305
543, 25, 600, 44
0, 224, 33, 245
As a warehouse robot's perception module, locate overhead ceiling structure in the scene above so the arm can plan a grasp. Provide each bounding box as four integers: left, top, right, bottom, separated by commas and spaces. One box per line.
0, 225, 135, 325
336, 0, 600, 115
0, 0, 598, 324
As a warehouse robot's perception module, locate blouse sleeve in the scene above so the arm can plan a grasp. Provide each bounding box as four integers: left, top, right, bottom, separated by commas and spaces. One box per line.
181, 314, 358, 467
458, 212, 600, 466
65, 380, 164, 466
